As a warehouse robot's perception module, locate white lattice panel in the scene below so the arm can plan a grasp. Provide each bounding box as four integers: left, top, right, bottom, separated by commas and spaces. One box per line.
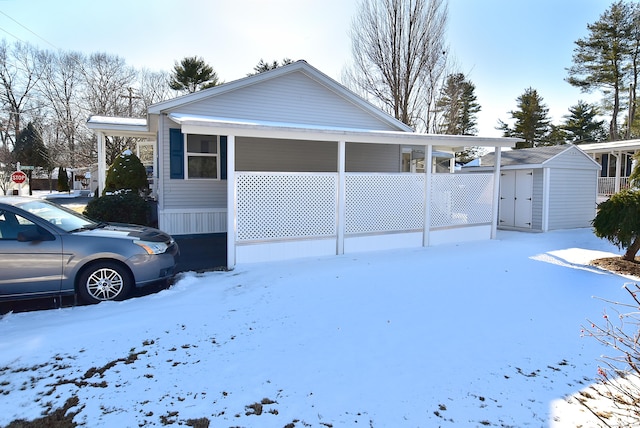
236, 173, 337, 241
430, 173, 494, 228
345, 174, 425, 234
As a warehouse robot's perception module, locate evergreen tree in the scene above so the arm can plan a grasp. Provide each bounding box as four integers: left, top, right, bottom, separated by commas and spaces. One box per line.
104, 149, 148, 196
436, 73, 482, 163
436, 73, 481, 135
247, 58, 294, 76
593, 189, 640, 261
12, 122, 51, 195
498, 88, 552, 148
561, 100, 605, 144
566, 1, 635, 141
57, 166, 70, 192
169, 56, 220, 93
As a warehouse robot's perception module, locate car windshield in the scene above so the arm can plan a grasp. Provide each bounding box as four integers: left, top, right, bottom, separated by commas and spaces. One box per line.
17, 200, 98, 233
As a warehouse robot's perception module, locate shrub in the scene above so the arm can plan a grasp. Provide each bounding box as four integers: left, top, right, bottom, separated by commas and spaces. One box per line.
83, 192, 150, 226
104, 150, 148, 196
57, 166, 70, 192
592, 189, 640, 261
580, 283, 640, 426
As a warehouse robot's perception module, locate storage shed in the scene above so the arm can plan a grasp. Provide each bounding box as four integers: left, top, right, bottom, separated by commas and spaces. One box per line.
463, 144, 600, 231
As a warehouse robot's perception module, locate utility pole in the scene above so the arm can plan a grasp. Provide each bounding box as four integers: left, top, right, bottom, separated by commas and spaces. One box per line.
120, 87, 141, 117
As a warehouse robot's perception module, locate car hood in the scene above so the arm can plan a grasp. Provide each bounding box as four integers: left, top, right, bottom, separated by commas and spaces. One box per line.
73, 223, 174, 243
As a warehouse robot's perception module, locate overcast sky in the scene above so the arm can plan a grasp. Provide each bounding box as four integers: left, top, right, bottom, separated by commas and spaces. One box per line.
0, 0, 613, 136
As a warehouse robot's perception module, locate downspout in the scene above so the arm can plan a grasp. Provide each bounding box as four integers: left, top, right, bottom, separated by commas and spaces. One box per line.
491, 146, 502, 239
226, 135, 236, 270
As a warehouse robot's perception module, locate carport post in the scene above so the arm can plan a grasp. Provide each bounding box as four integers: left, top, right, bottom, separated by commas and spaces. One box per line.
97, 131, 106, 195
337, 140, 346, 255
491, 146, 502, 239
422, 144, 432, 247
226, 135, 236, 269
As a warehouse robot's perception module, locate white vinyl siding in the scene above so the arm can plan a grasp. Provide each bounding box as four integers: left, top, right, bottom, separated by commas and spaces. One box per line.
531, 170, 544, 230
165, 71, 396, 131
547, 168, 597, 230
160, 118, 227, 210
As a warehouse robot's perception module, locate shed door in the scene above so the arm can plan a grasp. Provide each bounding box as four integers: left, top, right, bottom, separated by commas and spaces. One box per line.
499, 170, 533, 228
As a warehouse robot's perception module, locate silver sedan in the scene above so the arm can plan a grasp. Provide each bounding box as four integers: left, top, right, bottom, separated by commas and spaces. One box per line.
0, 196, 179, 304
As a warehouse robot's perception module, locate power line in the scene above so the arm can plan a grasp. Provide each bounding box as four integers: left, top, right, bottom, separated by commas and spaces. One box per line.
0, 10, 58, 49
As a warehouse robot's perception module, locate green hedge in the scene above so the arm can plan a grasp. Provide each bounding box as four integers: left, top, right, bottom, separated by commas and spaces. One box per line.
83, 192, 151, 226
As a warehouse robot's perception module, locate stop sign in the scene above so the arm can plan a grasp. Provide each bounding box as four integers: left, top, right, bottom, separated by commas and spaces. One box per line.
11, 170, 27, 184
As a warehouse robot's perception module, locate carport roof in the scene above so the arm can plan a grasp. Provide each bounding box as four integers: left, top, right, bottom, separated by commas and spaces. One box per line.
168, 113, 519, 150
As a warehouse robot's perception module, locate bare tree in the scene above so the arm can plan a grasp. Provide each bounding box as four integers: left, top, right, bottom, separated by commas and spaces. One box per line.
0, 40, 44, 148
136, 68, 173, 112
344, 0, 449, 131
38, 50, 90, 168
81, 53, 137, 164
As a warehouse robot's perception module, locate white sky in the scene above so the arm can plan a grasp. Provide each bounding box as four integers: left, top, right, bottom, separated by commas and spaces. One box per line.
0, 0, 613, 136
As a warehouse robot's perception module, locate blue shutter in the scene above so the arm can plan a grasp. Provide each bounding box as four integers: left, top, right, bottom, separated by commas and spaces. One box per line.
220, 136, 227, 180
169, 128, 184, 179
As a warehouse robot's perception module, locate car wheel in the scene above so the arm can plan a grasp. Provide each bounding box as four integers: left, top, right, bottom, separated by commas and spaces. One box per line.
77, 262, 132, 303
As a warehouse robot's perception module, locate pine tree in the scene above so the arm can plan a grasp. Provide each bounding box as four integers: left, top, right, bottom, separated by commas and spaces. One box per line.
562, 101, 605, 143
436, 73, 481, 135
247, 58, 294, 76
498, 88, 552, 148
566, 0, 635, 141
169, 56, 220, 93
12, 122, 51, 195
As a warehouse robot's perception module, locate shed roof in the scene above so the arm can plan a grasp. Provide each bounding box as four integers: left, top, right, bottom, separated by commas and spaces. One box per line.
475, 144, 599, 168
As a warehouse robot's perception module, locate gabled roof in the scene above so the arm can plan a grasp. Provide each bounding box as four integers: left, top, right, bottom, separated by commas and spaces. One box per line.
474, 144, 600, 168
147, 60, 414, 132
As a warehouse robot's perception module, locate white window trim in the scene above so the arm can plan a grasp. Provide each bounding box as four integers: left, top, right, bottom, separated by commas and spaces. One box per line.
184, 134, 221, 180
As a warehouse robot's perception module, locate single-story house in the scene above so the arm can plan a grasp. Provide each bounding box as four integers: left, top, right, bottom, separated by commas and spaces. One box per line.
87, 60, 518, 269
578, 140, 640, 195
463, 144, 600, 231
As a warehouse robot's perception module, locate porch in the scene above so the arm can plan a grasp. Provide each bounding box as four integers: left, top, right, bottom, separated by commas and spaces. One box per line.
580, 140, 639, 196
597, 176, 630, 196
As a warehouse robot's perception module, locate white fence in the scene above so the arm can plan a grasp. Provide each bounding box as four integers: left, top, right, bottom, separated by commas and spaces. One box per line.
235, 172, 494, 244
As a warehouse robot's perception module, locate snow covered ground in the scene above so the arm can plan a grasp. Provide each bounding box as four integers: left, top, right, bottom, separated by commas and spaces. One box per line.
0, 227, 636, 427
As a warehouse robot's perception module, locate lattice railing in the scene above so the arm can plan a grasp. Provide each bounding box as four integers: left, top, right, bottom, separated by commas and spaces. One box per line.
345, 174, 425, 234
235, 172, 495, 242
236, 173, 337, 241
430, 173, 494, 228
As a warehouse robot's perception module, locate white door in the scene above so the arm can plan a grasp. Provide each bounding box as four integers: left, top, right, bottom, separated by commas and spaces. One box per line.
499, 170, 533, 228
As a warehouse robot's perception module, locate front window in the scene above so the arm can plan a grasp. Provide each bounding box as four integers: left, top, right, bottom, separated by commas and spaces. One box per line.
187, 134, 218, 179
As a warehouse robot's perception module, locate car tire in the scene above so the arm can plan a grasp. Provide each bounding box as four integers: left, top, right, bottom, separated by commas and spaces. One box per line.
77, 261, 132, 304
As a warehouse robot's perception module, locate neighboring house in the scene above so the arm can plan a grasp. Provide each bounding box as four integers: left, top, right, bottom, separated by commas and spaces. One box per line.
88, 60, 517, 269
463, 144, 600, 232
578, 140, 640, 196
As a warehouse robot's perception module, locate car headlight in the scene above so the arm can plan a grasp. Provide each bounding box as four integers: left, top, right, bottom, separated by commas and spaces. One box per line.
134, 240, 169, 255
